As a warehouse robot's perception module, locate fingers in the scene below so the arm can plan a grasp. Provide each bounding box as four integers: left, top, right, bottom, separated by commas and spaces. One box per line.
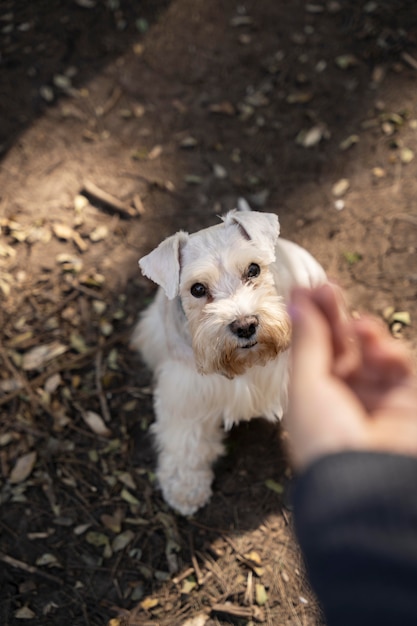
310, 283, 361, 378
350, 317, 413, 386
290, 284, 360, 380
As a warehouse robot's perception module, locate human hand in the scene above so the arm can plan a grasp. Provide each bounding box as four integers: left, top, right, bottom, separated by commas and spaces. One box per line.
287, 284, 417, 470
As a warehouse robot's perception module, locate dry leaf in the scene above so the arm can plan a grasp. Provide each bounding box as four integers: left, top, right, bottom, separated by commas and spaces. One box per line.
255, 583, 268, 606
180, 136, 198, 149
27, 225, 51, 244
74, 194, 89, 212
243, 550, 262, 566
209, 101, 235, 115
286, 91, 313, 104
80, 272, 104, 287
74, 523, 91, 536
245, 92, 270, 107
56, 254, 83, 273
332, 178, 350, 197
52, 223, 74, 241
112, 530, 135, 552
81, 411, 111, 437
184, 175, 203, 185
296, 125, 325, 148
230, 15, 253, 26
372, 167, 386, 178
90, 225, 109, 242
265, 478, 284, 494
101, 508, 124, 533
181, 578, 197, 594
44, 373, 62, 394
22, 342, 68, 370
92, 300, 107, 315
15, 606, 36, 620
99, 320, 114, 337
117, 472, 136, 490
343, 251, 362, 265
140, 597, 159, 611
335, 54, 359, 69
120, 488, 140, 506
70, 332, 89, 354
148, 145, 163, 160
213, 164, 227, 179
391, 311, 411, 326
9, 451, 37, 484
339, 134, 359, 151
0, 277, 11, 297
35, 553, 60, 567
400, 148, 414, 164
86, 531, 110, 547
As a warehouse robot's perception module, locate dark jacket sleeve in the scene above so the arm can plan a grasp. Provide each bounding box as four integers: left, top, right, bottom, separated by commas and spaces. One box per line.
293, 451, 417, 626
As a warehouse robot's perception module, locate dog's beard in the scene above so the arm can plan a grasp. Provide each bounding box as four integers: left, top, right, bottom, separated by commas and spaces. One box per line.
189, 294, 292, 379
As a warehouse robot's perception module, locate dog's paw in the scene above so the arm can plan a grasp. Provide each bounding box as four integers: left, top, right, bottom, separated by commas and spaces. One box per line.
159, 468, 213, 516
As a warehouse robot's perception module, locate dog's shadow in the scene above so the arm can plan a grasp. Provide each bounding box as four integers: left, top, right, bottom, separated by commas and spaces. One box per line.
195, 419, 290, 532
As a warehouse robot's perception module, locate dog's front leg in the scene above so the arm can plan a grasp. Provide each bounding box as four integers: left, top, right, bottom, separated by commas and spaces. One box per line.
150, 364, 224, 515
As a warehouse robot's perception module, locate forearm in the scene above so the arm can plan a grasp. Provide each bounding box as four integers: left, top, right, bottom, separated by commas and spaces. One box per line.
293, 451, 417, 626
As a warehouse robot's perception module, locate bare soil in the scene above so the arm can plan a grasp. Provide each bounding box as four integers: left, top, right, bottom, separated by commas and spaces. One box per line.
1, 1, 417, 625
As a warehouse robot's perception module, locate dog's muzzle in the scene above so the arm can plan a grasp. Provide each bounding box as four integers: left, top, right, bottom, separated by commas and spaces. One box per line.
229, 315, 259, 341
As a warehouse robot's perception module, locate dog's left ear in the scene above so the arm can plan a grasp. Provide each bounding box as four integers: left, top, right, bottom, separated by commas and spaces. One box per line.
139, 231, 189, 299
225, 210, 280, 259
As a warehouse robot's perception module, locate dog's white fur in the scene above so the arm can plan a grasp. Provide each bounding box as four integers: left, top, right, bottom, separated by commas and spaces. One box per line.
131, 208, 326, 515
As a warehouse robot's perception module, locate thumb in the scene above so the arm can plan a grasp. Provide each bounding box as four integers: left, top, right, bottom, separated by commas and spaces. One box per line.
289, 288, 333, 380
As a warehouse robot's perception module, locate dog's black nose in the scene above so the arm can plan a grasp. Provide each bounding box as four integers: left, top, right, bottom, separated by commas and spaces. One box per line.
229, 315, 259, 339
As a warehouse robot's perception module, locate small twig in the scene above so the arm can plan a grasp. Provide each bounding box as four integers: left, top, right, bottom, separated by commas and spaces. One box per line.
0, 551, 63, 585
189, 534, 204, 585
82, 179, 137, 218
69, 281, 107, 300
401, 51, 417, 71
281, 506, 291, 526
244, 570, 254, 606
96, 86, 122, 117
211, 603, 254, 619
191, 552, 204, 585
172, 566, 194, 585
95, 350, 111, 423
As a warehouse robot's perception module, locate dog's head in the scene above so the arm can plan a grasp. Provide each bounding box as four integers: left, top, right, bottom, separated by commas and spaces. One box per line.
139, 209, 291, 378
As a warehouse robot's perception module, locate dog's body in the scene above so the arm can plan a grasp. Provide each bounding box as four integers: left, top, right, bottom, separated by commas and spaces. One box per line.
132, 209, 326, 515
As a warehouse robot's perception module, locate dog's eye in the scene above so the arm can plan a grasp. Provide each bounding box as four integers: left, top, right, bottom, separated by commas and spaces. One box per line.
190, 283, 207, 298
246, 263, 261, 279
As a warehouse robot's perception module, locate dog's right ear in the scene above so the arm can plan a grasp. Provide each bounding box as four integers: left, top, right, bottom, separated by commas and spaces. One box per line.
139, 231, 189, 299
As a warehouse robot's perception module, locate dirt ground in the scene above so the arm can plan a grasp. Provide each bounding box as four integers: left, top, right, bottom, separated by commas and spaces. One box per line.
1, 1, 417, 625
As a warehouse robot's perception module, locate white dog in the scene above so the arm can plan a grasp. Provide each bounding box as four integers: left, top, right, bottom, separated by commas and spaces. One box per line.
131, 206, 326, 515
